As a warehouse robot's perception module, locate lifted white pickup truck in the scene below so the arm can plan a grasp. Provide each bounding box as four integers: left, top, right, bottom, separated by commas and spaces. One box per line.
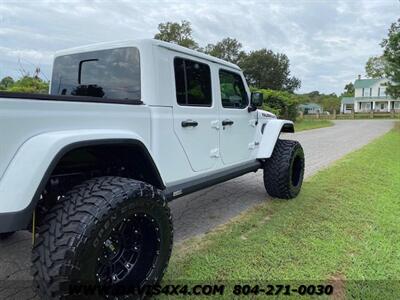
0, 39, 304, 298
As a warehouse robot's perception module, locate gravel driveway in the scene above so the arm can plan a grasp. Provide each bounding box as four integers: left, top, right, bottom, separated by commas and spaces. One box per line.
0, 120, 394, 298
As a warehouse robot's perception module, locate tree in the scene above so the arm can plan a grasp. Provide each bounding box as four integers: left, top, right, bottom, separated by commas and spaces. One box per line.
0, 76, 14, 90
154, 20, 198, 49
6, 76, 49, 93
307, 91, 320, 98
256, 89, 300, 121
319, 94, 340, 113
239, 49, 301, 92
203, 37, 246, 64
296, 91, 341, 113
365, 56, 386, 78
381, 18, 400, 99
342, 82, 355, 97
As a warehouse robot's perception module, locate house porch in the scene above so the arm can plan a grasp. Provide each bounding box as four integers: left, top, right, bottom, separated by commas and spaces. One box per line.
353, 100, 400, 113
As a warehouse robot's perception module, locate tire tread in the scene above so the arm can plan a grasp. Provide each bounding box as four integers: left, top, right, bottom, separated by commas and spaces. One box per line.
263, 139, 304, 199
31, 176, 173, 299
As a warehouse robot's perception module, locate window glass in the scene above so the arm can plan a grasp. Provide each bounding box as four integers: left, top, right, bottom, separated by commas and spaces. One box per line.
51, 47, 140, 100
174, 58, 186, 104
219, 70, 248, 109
363, 88, 371, 97
174, 58, 212, 106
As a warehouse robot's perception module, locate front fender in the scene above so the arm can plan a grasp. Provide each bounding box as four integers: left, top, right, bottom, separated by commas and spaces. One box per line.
0, 129, 156, 232
257, 119, 294, 159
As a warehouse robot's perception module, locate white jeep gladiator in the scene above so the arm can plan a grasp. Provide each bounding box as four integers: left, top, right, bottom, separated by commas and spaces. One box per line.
0, 39, 304, 298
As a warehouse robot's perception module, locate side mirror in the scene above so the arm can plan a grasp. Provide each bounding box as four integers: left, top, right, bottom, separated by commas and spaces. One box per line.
251, 92, 263, 106
248, 92, 263, 112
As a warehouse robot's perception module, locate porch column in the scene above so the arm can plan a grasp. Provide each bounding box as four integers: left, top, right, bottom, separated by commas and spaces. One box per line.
372, 101, 376, 111
354, 101, 358, 112
388, 100, 391, 112
340, 103, 344, 113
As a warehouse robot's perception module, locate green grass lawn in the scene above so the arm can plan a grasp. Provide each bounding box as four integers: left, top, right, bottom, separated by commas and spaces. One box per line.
163, 123, 400, 299
294, 119, 334, 131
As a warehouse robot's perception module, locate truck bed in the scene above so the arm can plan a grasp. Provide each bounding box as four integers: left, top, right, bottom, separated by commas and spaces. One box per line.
0, 92, 149, 180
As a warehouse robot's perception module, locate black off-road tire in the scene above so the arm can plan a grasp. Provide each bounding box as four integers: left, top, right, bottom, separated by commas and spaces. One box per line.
263, 139, 305, 199
32, 176, 173, 299
0, 232, 15, 240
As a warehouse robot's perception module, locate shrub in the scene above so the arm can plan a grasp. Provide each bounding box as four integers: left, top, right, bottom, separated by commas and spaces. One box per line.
1, 76, 49, 94
254, 88, 300, 121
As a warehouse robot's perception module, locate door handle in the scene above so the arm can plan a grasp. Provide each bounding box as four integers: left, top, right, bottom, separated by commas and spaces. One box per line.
222, 119, 234, 126
181, 120, 198, 127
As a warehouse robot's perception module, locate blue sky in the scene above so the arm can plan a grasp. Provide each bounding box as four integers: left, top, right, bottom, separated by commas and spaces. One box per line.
0, 0, 398, 94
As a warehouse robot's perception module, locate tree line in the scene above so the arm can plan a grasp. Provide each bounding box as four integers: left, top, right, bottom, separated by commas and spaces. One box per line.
155, 20, 301, 93
0, 75, 49, 94
3, 19, 397, 121
154, 20, 343, 120
1, 19, 305, 120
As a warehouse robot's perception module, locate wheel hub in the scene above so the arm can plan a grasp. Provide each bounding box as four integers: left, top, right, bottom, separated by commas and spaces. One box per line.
95, 213, 160, 286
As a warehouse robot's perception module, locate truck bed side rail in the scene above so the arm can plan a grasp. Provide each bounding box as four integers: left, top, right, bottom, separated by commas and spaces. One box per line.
0, 91, 143, 105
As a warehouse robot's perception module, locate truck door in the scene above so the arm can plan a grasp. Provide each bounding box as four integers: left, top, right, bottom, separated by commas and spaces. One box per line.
172, 57, 219, 172
218, 69, 258, 165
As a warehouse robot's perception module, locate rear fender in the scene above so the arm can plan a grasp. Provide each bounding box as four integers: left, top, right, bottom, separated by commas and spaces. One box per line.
0, 129, 161, 232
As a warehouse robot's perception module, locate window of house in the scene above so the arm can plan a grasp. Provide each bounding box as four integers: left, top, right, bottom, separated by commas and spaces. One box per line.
363, 88, 371, 97
174, 57, 212, 106
219, 70, 248, 109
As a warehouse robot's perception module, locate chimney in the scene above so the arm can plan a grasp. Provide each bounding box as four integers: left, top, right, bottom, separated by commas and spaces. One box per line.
358, 74, 361, 80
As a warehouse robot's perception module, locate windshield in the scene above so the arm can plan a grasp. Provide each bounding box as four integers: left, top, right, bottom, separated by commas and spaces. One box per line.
51, 47, 140, 100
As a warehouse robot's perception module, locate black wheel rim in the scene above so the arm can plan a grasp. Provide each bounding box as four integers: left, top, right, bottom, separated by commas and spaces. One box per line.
291, 154, 303, 187
95, 213, 160, 287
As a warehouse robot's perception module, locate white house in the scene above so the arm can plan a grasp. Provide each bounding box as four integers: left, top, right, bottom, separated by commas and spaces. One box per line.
341, 77, 400, 113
